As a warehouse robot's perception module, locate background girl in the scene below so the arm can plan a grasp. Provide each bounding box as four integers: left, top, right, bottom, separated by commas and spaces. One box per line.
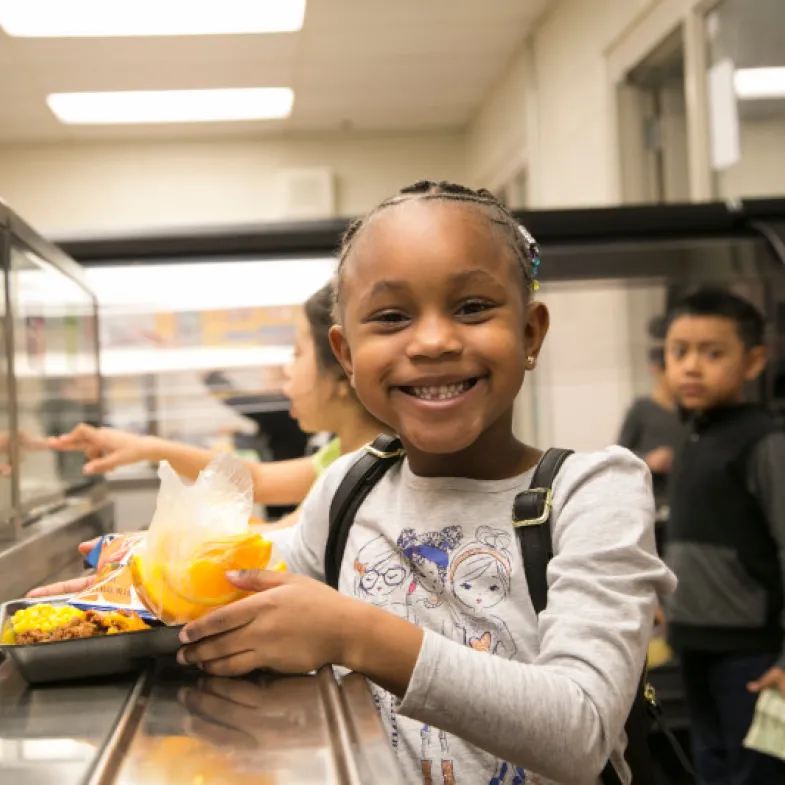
50, 282, 388, 529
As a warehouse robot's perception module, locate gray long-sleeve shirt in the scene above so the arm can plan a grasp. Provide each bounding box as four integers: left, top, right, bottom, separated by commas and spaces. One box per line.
281, 447, 676, 784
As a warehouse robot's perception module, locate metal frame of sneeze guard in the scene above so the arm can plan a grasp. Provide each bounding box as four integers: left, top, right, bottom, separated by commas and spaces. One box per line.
364, 443, 405, 460
512, 488, 553, 528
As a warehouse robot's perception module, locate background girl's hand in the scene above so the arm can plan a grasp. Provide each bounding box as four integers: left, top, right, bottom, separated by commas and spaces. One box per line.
177, 570, 358, 677
49, 424, 153, 475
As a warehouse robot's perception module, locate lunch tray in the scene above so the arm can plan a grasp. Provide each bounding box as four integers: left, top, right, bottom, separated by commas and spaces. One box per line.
0, 598, 182, 685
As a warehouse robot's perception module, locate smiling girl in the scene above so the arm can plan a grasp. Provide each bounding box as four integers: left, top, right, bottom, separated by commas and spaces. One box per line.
175, 181, 675, 785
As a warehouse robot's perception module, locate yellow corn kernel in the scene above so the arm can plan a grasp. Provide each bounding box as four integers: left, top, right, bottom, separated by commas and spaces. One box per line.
8, 604, 85, 640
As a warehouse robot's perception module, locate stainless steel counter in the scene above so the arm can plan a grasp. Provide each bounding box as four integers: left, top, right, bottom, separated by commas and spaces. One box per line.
0, 494, 113, 604
0, 659, 403, 785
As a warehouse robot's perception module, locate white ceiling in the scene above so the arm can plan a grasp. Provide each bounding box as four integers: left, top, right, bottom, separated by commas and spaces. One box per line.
0, 0, 552, 143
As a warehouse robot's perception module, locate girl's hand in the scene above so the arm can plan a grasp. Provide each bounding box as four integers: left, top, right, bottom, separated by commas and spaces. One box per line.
26, 538, 101, 598
177, 571, 359, 677
49, 424, 154, 475
26, 574, 95, 598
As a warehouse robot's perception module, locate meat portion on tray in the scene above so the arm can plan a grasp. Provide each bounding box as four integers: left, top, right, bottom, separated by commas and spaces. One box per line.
3, 603, 150, 645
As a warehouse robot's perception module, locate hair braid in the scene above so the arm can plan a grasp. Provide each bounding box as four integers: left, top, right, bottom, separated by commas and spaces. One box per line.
332, 180, 540, 319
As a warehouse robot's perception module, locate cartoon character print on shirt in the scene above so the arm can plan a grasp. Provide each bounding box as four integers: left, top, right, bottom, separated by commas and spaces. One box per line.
397, 525, 463, 624
353, 535, 411, 750
445, 525, 517, 659
395, 526, 463, 784
354, 534, 410, 616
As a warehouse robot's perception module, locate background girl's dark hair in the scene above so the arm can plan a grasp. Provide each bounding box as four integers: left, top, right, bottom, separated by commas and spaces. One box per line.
332, 180, 540, 317
304, 282, 345, 378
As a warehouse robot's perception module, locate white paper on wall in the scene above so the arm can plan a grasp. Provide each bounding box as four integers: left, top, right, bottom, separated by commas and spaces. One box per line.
707, 58, 741, 171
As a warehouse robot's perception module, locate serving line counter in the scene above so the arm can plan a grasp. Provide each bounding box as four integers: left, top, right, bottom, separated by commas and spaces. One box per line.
0, 201, 114, 604
0, 660, 402, 785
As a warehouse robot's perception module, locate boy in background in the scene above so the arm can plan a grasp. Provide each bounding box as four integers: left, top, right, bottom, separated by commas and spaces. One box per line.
664, 287, 785, 784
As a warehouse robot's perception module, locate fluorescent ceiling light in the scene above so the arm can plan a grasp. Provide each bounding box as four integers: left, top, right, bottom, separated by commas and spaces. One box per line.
734, 67, 785, 100
0, 0, 305, 37
47, 88, 294, 125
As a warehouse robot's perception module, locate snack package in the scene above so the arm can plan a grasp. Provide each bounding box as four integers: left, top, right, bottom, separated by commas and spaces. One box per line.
75, 453, 277, 626
74, 532, 154, 620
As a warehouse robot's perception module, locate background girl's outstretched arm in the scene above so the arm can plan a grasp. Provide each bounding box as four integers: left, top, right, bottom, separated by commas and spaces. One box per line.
51, 424, 317, 506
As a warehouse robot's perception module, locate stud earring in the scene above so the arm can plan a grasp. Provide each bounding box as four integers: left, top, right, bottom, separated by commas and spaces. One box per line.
527, 355, 536, 367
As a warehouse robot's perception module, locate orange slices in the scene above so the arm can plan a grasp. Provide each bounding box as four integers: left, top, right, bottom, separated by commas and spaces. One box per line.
130, 532, 272, 625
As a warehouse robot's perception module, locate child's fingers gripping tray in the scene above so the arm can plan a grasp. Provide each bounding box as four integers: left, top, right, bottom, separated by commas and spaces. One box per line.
0, 453, 279, 685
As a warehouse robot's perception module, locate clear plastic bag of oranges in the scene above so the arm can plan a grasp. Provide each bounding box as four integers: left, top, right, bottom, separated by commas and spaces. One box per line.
92, 452, 273, 626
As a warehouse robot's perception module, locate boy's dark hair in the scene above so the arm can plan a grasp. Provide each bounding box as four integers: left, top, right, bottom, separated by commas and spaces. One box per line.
666, 287, 765, 349
304, 282, 345, 379
333, 180, 540, 315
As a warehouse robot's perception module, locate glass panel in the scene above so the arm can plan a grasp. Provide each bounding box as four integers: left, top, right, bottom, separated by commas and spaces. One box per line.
10, 243, 99, 509
705, 0, 785, 199
90, 258, 334, 475
0, 238, 12, 530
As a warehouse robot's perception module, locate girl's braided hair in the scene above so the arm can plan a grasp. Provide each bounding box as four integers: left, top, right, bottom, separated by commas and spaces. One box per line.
332, 180, 541, 318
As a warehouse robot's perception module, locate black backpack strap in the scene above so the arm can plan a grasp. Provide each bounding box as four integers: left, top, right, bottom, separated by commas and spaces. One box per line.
324, 434, 404, 589
512, 448, 573, 615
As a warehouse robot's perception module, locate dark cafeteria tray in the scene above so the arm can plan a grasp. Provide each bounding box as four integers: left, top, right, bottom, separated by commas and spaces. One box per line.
0, 598, 182, 684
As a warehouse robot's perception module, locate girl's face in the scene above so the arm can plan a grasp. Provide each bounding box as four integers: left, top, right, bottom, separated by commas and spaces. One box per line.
330, 199, 549, 462
283, 313, 340, 433
454, 562, 506, 612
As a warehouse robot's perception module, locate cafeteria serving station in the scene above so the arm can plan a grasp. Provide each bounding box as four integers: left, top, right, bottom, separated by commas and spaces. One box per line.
2, 197, 785, 784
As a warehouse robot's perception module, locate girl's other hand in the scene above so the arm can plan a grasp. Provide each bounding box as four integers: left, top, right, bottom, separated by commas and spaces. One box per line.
25, 538, 102, 598
26, 574, 96, 598
177, 571, 358, 677
49, 424, 153, 475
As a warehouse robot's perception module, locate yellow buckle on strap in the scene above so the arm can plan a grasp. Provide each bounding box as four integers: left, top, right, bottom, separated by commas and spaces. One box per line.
365, 443, 406, 460
512, 488, 553, 528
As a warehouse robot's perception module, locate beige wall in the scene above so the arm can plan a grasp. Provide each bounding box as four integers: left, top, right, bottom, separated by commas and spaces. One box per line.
0, 132, 466, 235
510, 0, 656, 449
716, 118, 785, 199
530, 0, 655, 208
465, 44, 529, 190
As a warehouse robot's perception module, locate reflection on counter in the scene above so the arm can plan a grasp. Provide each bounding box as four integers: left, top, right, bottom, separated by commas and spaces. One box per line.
0, 660, 403, 784
0, 662, 135, 785
117, 670, 339, 785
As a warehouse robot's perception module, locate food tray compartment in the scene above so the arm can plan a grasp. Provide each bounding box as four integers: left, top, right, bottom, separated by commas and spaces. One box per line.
0, 598, 182, 685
